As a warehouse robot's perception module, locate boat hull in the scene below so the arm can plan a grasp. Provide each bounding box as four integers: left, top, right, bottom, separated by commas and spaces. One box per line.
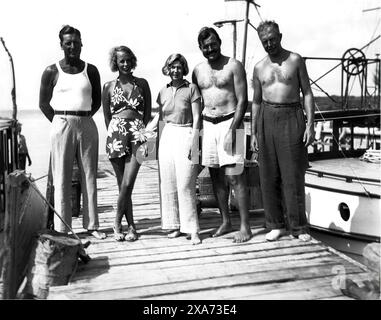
305, 158, 381, 257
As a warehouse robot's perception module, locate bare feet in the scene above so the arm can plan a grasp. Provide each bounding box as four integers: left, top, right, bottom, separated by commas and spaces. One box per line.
88, 230, 107, 240
125, 226, 138, 242
191, 233, 201, 245
113, 226, 125, 242
298, 233, 311, 242
233, 227, 252, 243
212, 222, 233, 238
168, 230, 182, 238
265, 229, 286, 241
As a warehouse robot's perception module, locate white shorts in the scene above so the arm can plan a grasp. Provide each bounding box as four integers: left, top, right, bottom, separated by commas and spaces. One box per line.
201, 116, 245, 168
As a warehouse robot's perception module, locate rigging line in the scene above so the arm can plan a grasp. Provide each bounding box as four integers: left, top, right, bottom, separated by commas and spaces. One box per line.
252, 2, 263, 22
310, 78, 338, 103
30, 174, 48, 182
23, 173, 84, 242
346, 74, 356, 102
313, 103, 374, 197
365, 17, 381, 54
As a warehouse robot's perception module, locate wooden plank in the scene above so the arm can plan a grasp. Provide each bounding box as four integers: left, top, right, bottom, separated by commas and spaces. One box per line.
48, 262, 364, 300
46, 157, 376, 300
70, 250, 334, 284
49, 251, 361, 292
150, 275, 357, 300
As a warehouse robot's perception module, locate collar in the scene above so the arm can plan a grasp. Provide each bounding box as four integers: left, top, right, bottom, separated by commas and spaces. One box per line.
166, 79, 190, 89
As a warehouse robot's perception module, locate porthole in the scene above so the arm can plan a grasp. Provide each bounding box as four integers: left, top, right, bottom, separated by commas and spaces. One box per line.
338, 202, 350, 221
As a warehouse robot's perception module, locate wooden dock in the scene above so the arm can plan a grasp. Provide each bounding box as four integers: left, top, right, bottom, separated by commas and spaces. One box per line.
41, 155, 375, 299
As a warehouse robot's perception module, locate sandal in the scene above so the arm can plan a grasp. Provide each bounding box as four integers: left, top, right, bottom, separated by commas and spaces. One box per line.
125, 226, 138, 242
113, 227, 125, 242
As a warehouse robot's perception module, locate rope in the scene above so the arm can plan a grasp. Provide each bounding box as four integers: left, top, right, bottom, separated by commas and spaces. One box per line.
30, 174, 48, 182
23, 174, 83, 243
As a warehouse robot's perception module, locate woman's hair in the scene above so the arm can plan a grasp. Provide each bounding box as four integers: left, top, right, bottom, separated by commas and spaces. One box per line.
109, 46, 137, 72
162, 53, 189, 76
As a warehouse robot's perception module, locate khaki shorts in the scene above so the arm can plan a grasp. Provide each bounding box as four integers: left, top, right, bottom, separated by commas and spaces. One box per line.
201, 116, 245, 168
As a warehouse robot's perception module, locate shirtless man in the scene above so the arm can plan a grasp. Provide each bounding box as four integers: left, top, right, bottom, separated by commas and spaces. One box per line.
192, 27, 252, 243
251, 20, 315, 241
39, 25, 106, 239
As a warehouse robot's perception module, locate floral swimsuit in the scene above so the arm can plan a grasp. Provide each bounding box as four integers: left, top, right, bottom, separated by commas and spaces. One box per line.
106, 78, 146, 159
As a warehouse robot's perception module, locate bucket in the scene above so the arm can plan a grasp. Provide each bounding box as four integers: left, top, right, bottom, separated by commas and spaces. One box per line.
196, 167, 217, 207
22, 229, 82, 299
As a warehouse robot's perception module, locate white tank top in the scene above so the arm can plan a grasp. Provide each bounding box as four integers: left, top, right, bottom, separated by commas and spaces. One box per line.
51, 62, 92, 111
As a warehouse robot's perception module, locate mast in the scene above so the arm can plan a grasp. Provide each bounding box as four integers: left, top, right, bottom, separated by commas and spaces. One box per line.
241, 0, 251, 67
224, 0, 261, 67
0, 37, 17, 120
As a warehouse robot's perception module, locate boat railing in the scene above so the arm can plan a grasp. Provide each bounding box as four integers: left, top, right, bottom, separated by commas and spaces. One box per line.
307, 167, 381, 184
308, 109, 380, 161
0, 118, 18, 230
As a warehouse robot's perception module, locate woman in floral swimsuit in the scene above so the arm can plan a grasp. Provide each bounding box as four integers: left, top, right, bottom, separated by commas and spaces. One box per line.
102, 46, 151, 241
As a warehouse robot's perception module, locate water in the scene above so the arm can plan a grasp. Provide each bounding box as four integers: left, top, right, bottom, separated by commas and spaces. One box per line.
0, 108, 108, 193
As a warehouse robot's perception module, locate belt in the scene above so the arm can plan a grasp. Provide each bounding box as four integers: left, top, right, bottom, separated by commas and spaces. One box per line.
202, 112, 234, 124
55, 110, 92, 116
263, 100, 301, 108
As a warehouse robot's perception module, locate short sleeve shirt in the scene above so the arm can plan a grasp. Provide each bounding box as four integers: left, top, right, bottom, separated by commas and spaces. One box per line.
156, 80, 201, 125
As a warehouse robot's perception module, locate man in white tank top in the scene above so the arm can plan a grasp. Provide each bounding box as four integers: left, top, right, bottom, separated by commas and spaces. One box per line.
39, 25, 106, 239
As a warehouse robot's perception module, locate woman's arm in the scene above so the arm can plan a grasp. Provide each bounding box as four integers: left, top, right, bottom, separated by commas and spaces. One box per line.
102, 81, 112, 129
138, 78, 152, 126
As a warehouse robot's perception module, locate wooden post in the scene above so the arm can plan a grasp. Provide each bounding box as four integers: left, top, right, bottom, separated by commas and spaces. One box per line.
3, 172, 25, 299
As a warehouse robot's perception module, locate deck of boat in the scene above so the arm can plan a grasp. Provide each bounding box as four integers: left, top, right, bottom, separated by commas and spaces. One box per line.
38, 156, 376, 299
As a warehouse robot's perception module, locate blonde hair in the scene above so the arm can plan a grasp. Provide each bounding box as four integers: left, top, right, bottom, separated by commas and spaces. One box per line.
109, 46, 137, 72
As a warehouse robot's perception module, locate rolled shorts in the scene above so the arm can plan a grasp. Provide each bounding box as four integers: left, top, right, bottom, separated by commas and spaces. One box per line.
201, 115, 245, 168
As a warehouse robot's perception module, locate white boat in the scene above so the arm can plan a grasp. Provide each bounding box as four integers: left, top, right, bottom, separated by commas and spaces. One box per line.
306, 108, 381, 261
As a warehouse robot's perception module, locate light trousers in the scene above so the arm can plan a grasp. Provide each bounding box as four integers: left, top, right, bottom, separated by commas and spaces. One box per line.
158, 123, 200, 234
50, 115, 99, 233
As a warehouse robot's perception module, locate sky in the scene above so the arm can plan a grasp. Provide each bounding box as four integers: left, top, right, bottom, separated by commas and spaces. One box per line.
0, 0, 380, 111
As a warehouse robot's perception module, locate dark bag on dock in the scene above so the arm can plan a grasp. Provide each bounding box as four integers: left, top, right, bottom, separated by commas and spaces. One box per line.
22, 229, 83, 299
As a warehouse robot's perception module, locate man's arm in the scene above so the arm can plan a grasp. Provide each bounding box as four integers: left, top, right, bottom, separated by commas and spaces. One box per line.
298, 55, 315, 146
26, 152, 32, 166
230, 60, 248, 130
250, 65, 262, 151
192, 68, 204, 109
39, 65, 57, 122
87, 64, 102, 116
189, 95, 202, 160
223, 60, 248, 153
191, 69, 198, 86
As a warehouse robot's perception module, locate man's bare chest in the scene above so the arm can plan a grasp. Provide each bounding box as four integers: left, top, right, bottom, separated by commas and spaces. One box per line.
197, 67, 232, 90
260, 63, 298, 87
